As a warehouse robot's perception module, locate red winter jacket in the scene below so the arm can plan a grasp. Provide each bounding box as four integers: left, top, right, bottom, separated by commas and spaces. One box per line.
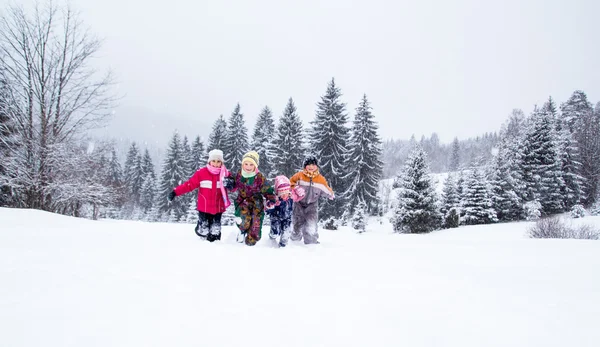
173, 167, 229, 215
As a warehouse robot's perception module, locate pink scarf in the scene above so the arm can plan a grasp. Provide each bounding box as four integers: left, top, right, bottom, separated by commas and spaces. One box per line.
207, 164, 231, 209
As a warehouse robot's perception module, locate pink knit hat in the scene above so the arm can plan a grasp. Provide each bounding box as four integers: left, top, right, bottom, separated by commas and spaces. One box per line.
274, 175, 291, 193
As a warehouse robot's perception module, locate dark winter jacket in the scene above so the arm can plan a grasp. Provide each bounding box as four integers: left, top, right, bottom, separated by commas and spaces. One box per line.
266, 197, 293, 221
173, 167, 230, 215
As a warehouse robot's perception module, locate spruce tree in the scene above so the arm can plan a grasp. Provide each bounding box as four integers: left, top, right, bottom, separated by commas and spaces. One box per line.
343, 94, 383, 214
139, 172, 156, 213
107, 147, 123, 188
461, 168, 498, 225
123, 143, 143, 205
310, 78, 351, 219
392, 146, 442, 233
223, 104, 249, 172
158, 131, 188, 220
490, 143, 524, 221
351, 200, 368, 233
441, 173, 461, 223
519, 106, 565, 214
449, 137, 460, 171
207, 114, 228, 153
554, 114, 584, 209
190, 135, 205, 170
141, 149, 155, 180
561, 91, 599, 205
271, 98, 306, 177
252, 106, 276, 178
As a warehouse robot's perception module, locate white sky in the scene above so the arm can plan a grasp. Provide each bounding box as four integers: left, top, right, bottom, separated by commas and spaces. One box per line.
4, 0, 600, 145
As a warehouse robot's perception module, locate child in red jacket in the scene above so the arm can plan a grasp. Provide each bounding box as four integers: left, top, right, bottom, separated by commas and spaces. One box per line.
167, 149, 234, 242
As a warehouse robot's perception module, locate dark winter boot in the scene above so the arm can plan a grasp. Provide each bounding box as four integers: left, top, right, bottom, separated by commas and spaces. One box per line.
206, 232, 221, 242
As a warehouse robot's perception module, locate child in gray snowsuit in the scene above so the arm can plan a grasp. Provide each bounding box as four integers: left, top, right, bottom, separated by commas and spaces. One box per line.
289, 156, 334, 244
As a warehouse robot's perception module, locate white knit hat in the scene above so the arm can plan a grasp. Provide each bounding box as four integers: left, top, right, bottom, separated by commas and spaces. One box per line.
208, 149, 224, 163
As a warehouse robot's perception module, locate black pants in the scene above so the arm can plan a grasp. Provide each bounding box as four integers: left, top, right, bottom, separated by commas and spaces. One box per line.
195, 212, 222, 242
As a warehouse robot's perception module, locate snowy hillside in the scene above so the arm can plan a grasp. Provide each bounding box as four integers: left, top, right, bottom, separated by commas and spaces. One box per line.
2, 207, 600, 347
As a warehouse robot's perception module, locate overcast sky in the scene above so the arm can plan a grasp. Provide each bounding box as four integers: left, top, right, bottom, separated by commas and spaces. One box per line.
5, 0, 600, 146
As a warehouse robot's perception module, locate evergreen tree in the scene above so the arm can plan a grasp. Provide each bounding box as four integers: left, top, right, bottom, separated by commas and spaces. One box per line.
252, 106, 276, 178
560, 90, 593, 133
190, 135, 205, 170
107, 147, 123, 188
490, 143, 524, 221
123, 143, 144, 205
181, 135, 194, 176
519, 106, 564, 214
554, 112, 584, 209
139, 172, 156, 213
141, 148, 155, 180
440, 173, 460, 220
223, 104, 249, 172
461, 168, 498, 225
351, 200, 368, 233
343, 94, 383, 214
271, 99, 306, 177
309, 78, 351, 219
392, 146, 442, 233
186, 198, 199, 223
158, 131, 188, 220
207, 114, 228, 153
449, 137, 460, 171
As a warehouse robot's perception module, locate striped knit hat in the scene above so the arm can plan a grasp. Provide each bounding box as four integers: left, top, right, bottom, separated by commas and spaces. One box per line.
242, 151, 259, 167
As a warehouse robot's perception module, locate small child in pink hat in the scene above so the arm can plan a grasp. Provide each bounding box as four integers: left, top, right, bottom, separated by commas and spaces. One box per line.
266, 175, 294, 247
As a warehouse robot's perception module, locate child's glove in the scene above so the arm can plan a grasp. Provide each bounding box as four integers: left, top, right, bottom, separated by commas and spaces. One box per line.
223, 176, 235, 189
167, 190, 176, 202
291, 186, 305, 202
234, 217, 243, 225
265, 200, 276, 210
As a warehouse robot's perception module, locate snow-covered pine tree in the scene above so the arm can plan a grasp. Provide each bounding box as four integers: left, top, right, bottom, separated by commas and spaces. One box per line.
309, 78, 351, 219
190, 135, 205, 170
252, 106, 275, 178
107, 147, 123, 188
208, 115, 228, 154
223, 104, 249, 173
185, 198, 199, 224
270, 98, 306, 178
157, 131, 188, 220
553, 108, 584, 210
146, 186, 164, 222
461, 168, 498, 225
562, 92, 600, 206
351, 200, 368, 233
139, 172, 156, 213
181, 135, 195, 176
490, 142, 524, 222
343, 94, 383, 214
560, 90, 594, 134
440, 173, 461, 226
123, 143, 144, 206
449, 137, 460, 171
141, 149, 155, 180
519, 106, 564, 215
392, 146, 442, 233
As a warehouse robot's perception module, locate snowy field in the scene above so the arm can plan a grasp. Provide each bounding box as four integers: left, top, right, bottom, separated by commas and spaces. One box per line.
1, 207, 600, 347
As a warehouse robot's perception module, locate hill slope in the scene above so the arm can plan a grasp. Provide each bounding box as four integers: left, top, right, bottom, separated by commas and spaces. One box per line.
1, 208, 599, 347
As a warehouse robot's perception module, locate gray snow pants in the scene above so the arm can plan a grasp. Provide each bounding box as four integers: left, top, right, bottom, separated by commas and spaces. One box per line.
291, 201, 319, 244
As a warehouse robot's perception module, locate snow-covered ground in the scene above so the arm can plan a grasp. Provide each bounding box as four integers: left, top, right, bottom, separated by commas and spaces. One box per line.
2, 207, 600, 347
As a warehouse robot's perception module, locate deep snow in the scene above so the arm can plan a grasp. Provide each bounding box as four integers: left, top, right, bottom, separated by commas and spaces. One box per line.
1, 207, 600, 347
